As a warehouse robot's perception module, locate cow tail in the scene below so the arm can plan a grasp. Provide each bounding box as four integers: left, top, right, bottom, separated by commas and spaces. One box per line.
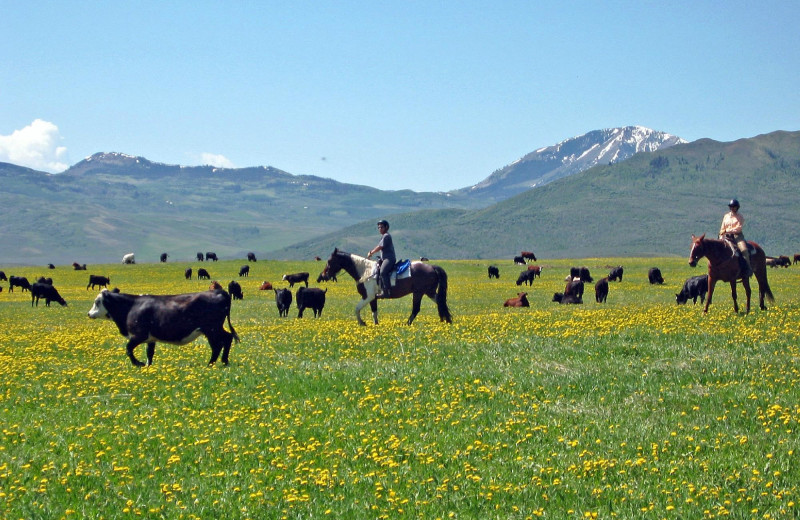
433, 265, 453, 323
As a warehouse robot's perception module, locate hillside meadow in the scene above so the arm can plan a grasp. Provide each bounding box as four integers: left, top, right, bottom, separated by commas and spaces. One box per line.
1, 257, 800, 519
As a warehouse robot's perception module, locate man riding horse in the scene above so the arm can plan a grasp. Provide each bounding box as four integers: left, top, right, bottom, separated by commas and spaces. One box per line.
367, 219, 396, 298
719, 199, 752, 278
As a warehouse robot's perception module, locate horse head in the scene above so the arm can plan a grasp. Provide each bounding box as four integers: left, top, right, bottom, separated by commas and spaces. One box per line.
688, 234, 706, 267
323, 248, 344, 278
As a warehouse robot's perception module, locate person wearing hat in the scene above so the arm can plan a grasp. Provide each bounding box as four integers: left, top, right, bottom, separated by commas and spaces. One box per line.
367, 219, 396, 297
718, 199, 752, 278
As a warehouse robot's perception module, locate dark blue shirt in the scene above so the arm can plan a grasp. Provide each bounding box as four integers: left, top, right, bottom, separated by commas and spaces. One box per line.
377, 232, 396, 263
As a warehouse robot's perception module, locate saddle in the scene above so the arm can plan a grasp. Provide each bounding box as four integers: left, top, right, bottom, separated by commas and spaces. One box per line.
722, 236, 753, 276
373, 259, 412, 286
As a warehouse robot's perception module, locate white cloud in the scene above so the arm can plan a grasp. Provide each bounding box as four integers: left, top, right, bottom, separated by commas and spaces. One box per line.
201, 153, 235, 169
0, 119, 69, 172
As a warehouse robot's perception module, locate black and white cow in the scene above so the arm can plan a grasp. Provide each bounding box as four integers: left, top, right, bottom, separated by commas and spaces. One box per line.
87, 275, 110, 290
282, 272, 309, 288
122, 253, 135, 264
31, 282, 67, 307
87, 289, 239, 366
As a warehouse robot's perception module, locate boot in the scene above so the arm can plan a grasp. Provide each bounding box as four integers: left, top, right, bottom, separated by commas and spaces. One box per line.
741, 250, 753, 278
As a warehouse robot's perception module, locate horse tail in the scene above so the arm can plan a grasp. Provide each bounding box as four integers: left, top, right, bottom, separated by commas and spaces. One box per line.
433, 265, 453, 323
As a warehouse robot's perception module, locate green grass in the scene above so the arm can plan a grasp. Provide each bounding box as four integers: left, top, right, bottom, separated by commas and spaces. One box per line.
1, 258, 800, 518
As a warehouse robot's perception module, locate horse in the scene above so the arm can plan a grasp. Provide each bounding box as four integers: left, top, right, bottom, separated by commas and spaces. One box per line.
322, 248, 452, 326
688, 234, 774, 314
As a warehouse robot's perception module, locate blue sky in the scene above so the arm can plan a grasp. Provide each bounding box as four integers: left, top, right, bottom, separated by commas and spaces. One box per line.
2, 1, 798, 191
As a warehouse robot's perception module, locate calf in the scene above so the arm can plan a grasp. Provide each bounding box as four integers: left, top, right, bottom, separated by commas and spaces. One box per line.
31, 282, 67, 307
513, 255, 526, 265
296, 287, 327, 318
503, 292, 529, 307
87, 274, 110, 290
160, 253, 169, 262
316, 272, 337, 283
228, 280, 243, 300
87, 289, 239, 366
676, 275, 709, 305
594, 277, 609, 303
185, 268, 193, 280
608, 266, 623, 282
205, 252, 218, 261
259, 281, 273, 291
238, 265, 250, 277
122, 253, 135, 264
648, 267, 664, 284
487, 265, 500, 279
197, 268, 211, 280
36, 276, 53, 285
274, 288, 292, 317
516, 269, 536, 286
247, 252, 257, 262
282, 272, 309, 288
9, 276, 31, 292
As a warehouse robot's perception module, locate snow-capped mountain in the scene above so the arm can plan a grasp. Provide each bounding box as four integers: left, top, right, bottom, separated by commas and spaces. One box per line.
455, 126, 687, 200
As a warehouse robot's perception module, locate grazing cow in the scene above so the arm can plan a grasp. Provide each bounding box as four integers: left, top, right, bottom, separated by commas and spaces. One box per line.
36, 276, 53, 285
196, 252, 204, 262
31, 282, 67, 307
228, 280, 243, 300
594, 277, 609, 303
766, 257, 778, 268
185, 268, 193, 280
296, 287, 327, 318
487, 265, 500, 279
0, 271, 6, 281
676, 275, 709, 305
205, 252, 218, 261
48, 263, 55, 269
87, 289, 239, 366
247, 252, 257, 262
259, 281, 273, 291
238, 265, 250, 277
209, 281, 224, 291
513, 255, 526, 265
73, 262, 87, 270
274, 288, 292, 317
521, 251, 537, 262
793, 254, 800, 265
197, 268, 211, 280
87, 274, 110, 290
516, 269, 536, 286
777, 255, 791, 267
160, 253, 169, 263
526, 265, 543, 278
608, 266, 624, 282
9, 276, 31, 292
316, 272, 337, 283
122, 253, 135, 264
282, 272, 309, 288
648, 267, 664, 284
503, 292, 529, 307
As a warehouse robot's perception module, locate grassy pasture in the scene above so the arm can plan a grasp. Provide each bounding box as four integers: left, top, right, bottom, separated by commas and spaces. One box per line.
1, 257, 800, 519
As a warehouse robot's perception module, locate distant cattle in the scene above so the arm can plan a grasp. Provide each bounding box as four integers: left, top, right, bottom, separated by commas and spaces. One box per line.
205, 252, 218, 261
247, 252, 257, 262
419, 256, 429, 262
594, 277, 609, 303
197, 268, 211, 280
197, 252, 204, 262
552, 291, 583, 304
676, 275, 709, 305
185, 268, 193, 280
72, 262, 87, 270
87, 275, 110, 290
259, 281, 273, 291
296, 287, 327, 318
526, 265, 542, 278
282, 272, 309, 288
87, 289, 239, 366
608, 266, 624, 282
36, 277, 53, 285
314, 256, 322, 261
0, 271, 7, 281
228, 280, 243, 300
274, 288, 292, 317
569, 266, 593, 283
554, 279, 584, 304
9, 276, 31, 292
122, 253, 135, 264
160, 253, 169, 263
48, 264, 56, 269
776, 255, 791, 268
794, 254, 800, 265
766, 257, 778, 268
316, 272, 337, 283
31, 282, 67, 307
239, 265, 250, 277
487, 265, 500, 279
209, 281, 224, 291
504, 292, 529, 307
648, 267, 664, 284
516, 269, 536, 286
513, 255, 526, 265
521, 251, 537, 262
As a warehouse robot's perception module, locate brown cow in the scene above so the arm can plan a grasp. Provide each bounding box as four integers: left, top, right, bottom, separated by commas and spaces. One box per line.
259, 281, 273, 291
504, 292, 529, 307
526, 265, 542, 278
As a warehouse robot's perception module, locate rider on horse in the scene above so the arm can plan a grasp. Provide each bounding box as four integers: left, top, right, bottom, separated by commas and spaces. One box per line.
367, 219, 396, 298
719, 199, 752, 278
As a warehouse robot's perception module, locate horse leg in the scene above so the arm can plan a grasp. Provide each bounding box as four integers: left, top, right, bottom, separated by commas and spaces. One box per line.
729, 281, 739, 314
407, 292, 423, 325
355, 298, 369, 326
370, 299, 379, 325
741, 278, 752, 314
704, 277, 717, 313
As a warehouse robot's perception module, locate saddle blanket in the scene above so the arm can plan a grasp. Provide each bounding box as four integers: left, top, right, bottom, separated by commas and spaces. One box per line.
371, 259, 412, 286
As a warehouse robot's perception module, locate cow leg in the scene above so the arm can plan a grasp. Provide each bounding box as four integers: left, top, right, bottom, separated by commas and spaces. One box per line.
125, 338, 147, 367
220, 331, 233, 365
704, 278, 717, 313
729, 281, 739, 314
207, 333, 224, 366
407, 292, 424, 325
146, 342, 156, 366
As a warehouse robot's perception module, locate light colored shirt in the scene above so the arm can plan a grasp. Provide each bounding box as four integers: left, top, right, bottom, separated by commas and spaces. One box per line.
719, 210, 744, 236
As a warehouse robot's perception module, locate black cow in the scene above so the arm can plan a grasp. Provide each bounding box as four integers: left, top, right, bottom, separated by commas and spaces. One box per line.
553, 279, 585, 304
9, 276, 31, 292
513, 255, 526, 265
48, 264, 55, 269
197, 252, 204, 262
487, 265, 500, 279
552, 291, 583, 304
296, 287, 327, 318
160, 253, 169, 263
569, 266, 593, 283
648, 267, 664, 285
185, 268, 193, 280
197, 268, 211, 280
72, 263, 87, 270
676, 275, 709, 305
228, 280, 243, 300
316, 272, 337, 283
87, 289, 239, 366
31, 282, 67, 307
0, 271, 7, 281
516, 269, 536, 286
247, 252, 257, 262
238, 265, 250, 277
205, 252, 218, 261
274, 288, 292, 317
87, 275, 110, 290
36, 276, 53, 285
595, 277, 609, 303
282, 272, 309, 288
608, 266, 623, 282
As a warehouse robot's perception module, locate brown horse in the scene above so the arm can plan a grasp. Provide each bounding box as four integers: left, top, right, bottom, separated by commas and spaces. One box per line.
688, 234, 774, 314
322, 248, 452, 325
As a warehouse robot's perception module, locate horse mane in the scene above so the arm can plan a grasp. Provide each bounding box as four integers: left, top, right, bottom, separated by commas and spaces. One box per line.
350, 253, 377, 284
